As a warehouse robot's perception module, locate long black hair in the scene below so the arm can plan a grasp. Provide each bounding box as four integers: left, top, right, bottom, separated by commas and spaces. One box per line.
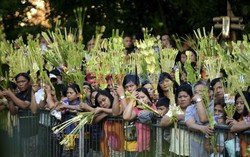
234, 91, 250, 120
157, 72, 179, 98
95, 90, 114, 108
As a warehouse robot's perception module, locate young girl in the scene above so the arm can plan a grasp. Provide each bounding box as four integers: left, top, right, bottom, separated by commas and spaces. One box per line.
123, 87, 157, 156
56, 84, 83, 157
204, 98, 226, 157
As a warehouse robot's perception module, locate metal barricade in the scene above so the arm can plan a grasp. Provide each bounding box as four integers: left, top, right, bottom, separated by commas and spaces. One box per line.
0, 109, 62, 157
1, 109, 250, 157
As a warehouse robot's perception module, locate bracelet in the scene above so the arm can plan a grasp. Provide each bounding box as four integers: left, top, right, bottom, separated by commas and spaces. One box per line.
119, 95, 125, 100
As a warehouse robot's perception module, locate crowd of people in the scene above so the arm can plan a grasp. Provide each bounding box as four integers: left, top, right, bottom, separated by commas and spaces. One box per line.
0, 32, 250, 157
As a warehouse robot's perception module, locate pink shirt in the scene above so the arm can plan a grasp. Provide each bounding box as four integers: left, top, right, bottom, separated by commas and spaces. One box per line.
133, 104, 157, 152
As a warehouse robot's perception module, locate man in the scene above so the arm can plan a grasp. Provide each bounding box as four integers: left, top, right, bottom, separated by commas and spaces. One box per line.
185, 81, 211, 157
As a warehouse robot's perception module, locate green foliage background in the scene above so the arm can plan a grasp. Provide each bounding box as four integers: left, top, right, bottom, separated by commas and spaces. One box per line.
0, 0, 250, 42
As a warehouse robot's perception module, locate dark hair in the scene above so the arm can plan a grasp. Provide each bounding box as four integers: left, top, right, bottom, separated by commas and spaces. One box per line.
67, 83, 81, 94
136, 87, 152, 103
95, 90, 114, 108
220, 69, 228, 78
141, 79, 150, 88
214, 98, 225, 107
15, 73, 31, 81
123, 74, 140, 87
157, 72, 179, 98
234, 91, 250, 120
83, 81, 93, 93
193, 80, 208, 93
156, 97, 170, 108
175, 83, 193, 102
1, 64, 10, 77
90, 90, 99, 107
210, 77, 222, 90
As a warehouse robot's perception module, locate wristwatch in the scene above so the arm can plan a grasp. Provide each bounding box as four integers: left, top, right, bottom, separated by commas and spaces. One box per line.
119, 95, 125, 100
196, 97, 202, 103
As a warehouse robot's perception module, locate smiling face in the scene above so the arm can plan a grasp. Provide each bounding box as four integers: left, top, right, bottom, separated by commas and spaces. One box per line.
235, 97, 245, 115
177, 91, 191, 109
97, 95, 111, 109
16, 76, 30, 92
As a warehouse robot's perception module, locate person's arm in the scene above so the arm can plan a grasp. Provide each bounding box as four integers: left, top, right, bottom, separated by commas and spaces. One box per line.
193, 94, 208, 123
6, 100, 18, 115
30, 85, 39, 114
3, 89, 30, 109
123, 99, 137, 121
80, 102, 94, 112
44, 85, 57, 109
112, 86, 127, 116
93, 113, 108, 123
95, 107, 112, 114
231, 120, 250, 133
58, 104, 82, 111
186, 117, 214, 136
160, 114, 172, 127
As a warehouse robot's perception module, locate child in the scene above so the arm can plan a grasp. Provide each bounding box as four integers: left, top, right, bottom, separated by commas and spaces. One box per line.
156, 97, 170, 156
156, 97, 170, 116
204, 98, 226, 157
56, 84, 82, 157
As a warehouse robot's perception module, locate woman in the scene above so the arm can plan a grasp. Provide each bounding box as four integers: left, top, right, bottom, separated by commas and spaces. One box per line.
160, 83, 193, 156
94, 90, 124, 157
142, 80, 155, 102
157, 72, 178, 99
112, 74, 139, 156
227, 91, 250, 157
2, 73, 33, 114
123, 87, 157, 156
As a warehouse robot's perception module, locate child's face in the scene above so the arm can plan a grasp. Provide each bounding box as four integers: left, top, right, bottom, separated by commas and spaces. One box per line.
157, 106, 168, 116
214, 104, 224, 124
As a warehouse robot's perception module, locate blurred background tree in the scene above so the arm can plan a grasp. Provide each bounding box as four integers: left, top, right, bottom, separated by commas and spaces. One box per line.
0, 0, 249, 43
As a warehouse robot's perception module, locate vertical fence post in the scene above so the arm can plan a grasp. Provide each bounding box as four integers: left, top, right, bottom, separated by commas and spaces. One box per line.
79, 125, 85, 157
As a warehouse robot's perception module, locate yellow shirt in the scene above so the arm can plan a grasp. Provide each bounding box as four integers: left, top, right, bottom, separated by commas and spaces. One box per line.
123, 98, 137, 151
